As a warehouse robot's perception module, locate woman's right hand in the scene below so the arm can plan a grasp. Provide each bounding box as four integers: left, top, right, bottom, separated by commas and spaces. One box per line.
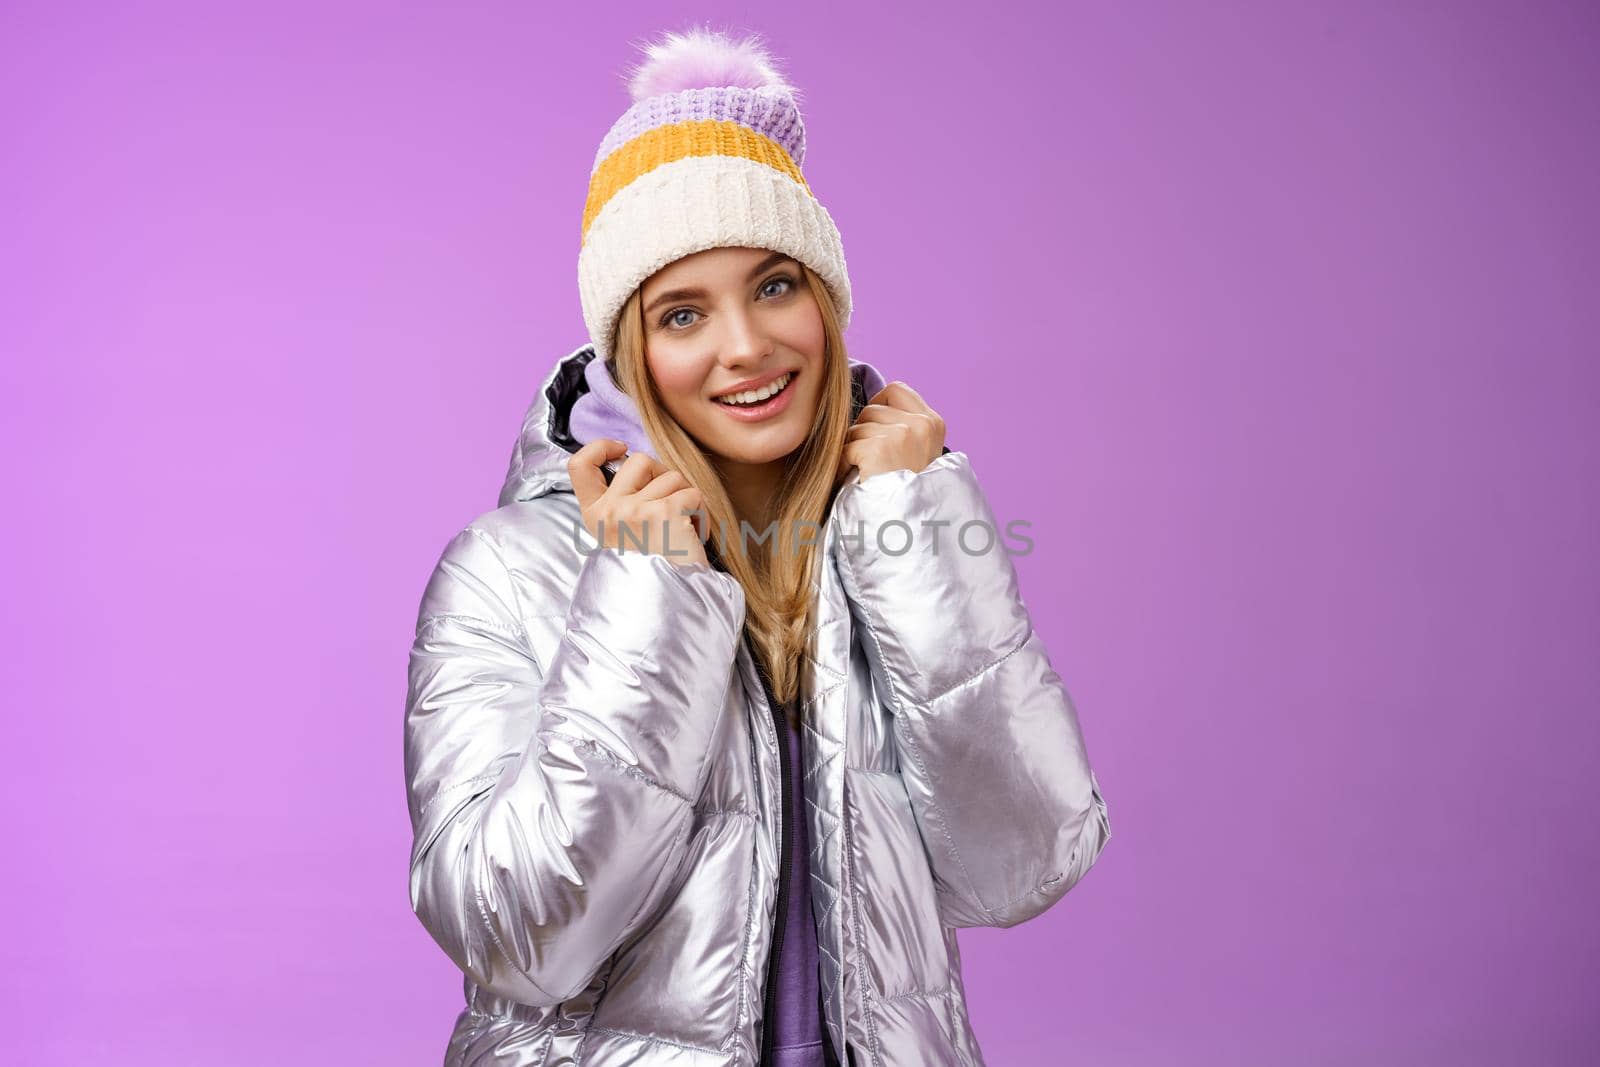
568, 439, 709, 567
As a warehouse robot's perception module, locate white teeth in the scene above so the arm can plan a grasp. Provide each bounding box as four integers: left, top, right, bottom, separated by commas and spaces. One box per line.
716, 372, 792, 406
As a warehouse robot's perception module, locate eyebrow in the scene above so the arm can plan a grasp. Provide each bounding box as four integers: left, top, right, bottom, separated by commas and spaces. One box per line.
642, 252, 796, 315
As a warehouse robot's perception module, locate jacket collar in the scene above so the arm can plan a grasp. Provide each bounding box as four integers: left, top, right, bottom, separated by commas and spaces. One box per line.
498, 342, 892, 506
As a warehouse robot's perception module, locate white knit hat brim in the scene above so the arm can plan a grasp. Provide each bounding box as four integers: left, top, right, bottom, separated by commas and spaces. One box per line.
578, 155, 852, 364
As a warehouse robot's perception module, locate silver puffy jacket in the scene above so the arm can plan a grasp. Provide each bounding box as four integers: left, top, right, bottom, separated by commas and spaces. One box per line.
404, 343, 1112, 1066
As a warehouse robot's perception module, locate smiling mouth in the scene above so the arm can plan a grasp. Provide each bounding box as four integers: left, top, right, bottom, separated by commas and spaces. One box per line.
713, 371, 795, 407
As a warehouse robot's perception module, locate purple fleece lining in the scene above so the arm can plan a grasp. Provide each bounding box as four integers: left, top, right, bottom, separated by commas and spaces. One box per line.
567, 355, 660, 462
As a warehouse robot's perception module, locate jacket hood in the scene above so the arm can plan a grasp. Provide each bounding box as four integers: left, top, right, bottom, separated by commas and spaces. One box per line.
498, 343, 892, 507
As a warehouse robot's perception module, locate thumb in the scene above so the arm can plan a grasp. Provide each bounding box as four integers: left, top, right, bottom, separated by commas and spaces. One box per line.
569, 438, 628, 510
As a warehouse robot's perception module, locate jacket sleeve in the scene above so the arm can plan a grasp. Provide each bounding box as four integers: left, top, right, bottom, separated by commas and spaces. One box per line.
831, 450, 1111, 929
404, 519, 746, 1005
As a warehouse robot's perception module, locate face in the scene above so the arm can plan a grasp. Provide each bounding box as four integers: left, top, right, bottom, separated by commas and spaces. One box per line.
639, 246, 827, 470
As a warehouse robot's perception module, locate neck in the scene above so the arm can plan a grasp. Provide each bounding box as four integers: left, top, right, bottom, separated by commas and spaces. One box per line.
714, 455, 788, 535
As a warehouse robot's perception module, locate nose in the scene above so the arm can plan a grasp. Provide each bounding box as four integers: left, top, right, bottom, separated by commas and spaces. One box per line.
714, 306, 772, 371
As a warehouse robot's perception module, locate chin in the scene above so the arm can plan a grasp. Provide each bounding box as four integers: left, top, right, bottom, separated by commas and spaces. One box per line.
712, 438, 804, 466
703, 422, 810, 466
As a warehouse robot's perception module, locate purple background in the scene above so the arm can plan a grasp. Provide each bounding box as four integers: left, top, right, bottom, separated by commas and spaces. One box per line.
4, 2, 1596, 1063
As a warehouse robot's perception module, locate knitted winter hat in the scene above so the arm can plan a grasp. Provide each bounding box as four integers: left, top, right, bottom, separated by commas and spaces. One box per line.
577, 27, 853, 365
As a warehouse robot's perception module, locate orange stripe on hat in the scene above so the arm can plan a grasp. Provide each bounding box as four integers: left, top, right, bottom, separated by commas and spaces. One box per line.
581, 119, 811, 242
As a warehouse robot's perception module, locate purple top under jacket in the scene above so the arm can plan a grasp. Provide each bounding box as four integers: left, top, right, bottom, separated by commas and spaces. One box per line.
772, 704, 825, 1066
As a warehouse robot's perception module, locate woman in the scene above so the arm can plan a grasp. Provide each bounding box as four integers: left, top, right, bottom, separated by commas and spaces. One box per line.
403, 27, 1111, 1067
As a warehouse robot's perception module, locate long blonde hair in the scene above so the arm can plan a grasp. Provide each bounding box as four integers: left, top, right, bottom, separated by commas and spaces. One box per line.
607, 263, 853, 711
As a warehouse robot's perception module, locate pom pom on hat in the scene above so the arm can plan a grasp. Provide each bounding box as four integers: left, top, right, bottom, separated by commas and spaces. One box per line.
622, 25, 798, 101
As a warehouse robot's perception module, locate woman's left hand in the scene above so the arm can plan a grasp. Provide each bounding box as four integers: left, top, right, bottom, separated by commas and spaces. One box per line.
837, 381, 947, 485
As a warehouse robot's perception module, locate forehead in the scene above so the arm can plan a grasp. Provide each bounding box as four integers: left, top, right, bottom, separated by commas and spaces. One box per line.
644, 246, 785, 290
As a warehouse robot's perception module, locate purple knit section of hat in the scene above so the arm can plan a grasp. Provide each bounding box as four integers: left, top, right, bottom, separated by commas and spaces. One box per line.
592, 86, 807, 173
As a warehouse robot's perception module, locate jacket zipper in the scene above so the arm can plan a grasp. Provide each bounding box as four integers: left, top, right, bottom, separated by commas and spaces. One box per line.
748, 632, 792, 1067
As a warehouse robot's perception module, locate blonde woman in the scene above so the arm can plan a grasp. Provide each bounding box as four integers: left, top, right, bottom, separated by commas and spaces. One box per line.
404, 27, 1111, 1067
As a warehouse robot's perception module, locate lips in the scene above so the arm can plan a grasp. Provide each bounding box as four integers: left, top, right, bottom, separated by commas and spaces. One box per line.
713, 370, 794, 407
711, 369, 799, 422
712, 369, 794, 402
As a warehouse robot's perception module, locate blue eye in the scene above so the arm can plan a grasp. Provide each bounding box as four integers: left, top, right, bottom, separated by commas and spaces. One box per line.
657, 274, 797, 332
760, 274, 796, 298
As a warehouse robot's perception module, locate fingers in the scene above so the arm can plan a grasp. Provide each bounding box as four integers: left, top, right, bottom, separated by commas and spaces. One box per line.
835, 439, 872, 488
837, 403, 944, 483
852, 393, 945, 453
568, 438, 629, 509
665, 486, 708, 541
608, 451, 662, 495
635, 468, 690, 501
567, 441, 710, 563
835, 418, 896, 485
867, 380, 931, 414
853, 403, 933, 428
844, 421, 895, 438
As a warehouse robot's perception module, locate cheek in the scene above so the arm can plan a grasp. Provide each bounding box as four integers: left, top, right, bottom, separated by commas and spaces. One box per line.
644, 349, 712, 411
783, 297, 827, 362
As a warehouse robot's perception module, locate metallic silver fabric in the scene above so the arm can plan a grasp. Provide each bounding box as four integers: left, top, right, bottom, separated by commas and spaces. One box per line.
404, 345, 1112, 1065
